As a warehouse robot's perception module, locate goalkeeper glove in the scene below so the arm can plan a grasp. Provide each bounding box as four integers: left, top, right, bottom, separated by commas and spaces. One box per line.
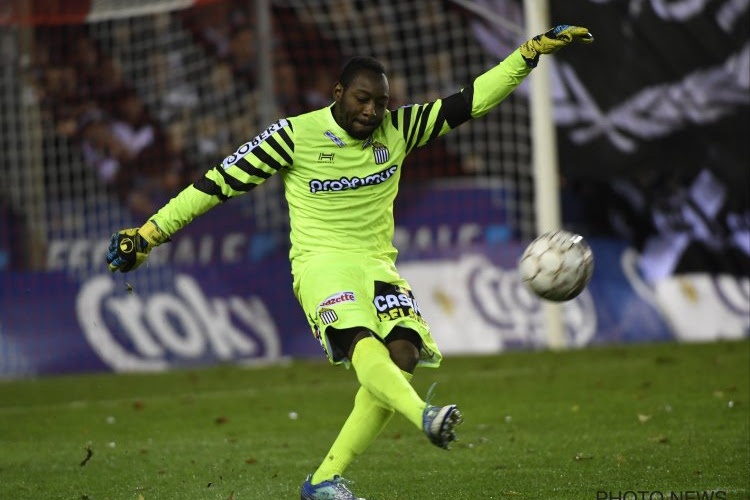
106, 220, 168, 273
520, 25, 593, 68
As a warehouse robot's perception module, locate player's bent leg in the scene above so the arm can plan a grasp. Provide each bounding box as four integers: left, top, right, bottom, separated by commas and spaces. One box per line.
350, 335, 426, 429
330, 325, 463, 450
386, 326, 463, 450
310, 386, 394, 485
324, 326, 373, 362
385, 326, 423, 374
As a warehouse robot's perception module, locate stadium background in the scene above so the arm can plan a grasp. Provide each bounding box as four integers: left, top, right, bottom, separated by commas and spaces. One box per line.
0, 0, 748, 376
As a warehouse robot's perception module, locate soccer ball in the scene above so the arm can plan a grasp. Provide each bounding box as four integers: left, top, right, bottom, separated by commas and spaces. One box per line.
518, 230, 594, 302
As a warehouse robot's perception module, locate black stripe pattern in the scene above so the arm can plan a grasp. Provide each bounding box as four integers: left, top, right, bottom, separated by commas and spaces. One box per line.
194, 171, 229, 201
265, 135, 293, 166
442, 89, 473, 128
411, 102, 434, 151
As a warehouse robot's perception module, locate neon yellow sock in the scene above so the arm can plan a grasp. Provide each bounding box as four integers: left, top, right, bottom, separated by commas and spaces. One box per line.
311, 386, 394, 484
351, 336, 425, 429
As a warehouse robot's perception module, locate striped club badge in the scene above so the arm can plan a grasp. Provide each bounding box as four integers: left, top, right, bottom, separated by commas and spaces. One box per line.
319, 308, 339, 325
371, 141, 389, 165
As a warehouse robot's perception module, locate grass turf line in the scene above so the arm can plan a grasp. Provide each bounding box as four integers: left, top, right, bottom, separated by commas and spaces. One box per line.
0, 339, 747, 500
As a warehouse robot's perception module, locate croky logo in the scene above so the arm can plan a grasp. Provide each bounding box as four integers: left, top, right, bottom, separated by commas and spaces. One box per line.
76, 274, 282, 371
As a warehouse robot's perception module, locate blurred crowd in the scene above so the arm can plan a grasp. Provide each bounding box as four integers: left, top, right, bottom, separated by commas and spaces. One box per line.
178, 1, 467, 180
29, 2, 325, 218
32, 26, 184, 217
28, 0, 471, 223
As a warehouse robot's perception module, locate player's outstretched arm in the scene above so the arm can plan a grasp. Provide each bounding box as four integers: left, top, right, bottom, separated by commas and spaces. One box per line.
419, 24, 594, 132
519, 25, 593, 68
105, 118, 295, 273
107, 219, 169, 273
105, 183, 220, 273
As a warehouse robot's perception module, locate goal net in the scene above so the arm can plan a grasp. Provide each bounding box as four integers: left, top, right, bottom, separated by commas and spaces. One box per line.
1, 0, 533, 273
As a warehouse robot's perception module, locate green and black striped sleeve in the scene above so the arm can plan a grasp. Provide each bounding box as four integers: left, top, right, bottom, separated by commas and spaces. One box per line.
391, 49, 532, 155
150, 119, 295, 237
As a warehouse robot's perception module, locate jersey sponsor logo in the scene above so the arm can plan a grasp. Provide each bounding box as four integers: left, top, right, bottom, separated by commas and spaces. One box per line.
318, 152, 335, 163
373, 283, 426, 324
371, 141, 389, 165
324, 130, 346, 147
317, 291, 356, 308
309, 165, 398, 193
222, 119, 289, 169
318, 308, 339, 325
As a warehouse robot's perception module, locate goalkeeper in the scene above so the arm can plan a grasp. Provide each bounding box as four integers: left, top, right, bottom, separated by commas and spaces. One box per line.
107, 25, 592, 500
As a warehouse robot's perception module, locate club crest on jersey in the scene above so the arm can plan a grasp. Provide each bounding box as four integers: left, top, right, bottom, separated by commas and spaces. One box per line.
371, 141, 389, 165
324, 130, 346, 148
318, 308, 339, 325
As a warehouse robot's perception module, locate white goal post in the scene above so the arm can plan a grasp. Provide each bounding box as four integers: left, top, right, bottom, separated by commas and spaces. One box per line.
523, 0, 566, 349
447, 0, 565, 348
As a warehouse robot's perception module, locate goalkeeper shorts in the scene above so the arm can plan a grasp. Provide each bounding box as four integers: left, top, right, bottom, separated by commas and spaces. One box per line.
293, 252, 442, 367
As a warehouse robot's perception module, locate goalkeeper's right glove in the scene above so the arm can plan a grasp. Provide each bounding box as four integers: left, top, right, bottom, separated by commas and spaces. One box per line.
106, 219, 168, 273
519, 25, 594, 68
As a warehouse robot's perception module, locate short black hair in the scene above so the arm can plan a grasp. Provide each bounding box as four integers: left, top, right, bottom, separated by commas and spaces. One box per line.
338, 56, 386, 88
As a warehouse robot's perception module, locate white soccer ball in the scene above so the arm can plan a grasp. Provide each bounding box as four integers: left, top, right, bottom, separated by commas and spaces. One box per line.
518, 230, 594, 302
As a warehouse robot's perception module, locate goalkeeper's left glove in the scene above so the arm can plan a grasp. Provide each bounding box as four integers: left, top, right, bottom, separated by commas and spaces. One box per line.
106, 220, 168, 273
519, 25, 594, 68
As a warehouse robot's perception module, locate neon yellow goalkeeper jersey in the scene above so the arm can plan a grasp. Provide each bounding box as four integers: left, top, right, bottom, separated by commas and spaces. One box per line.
149, 50, 531, 271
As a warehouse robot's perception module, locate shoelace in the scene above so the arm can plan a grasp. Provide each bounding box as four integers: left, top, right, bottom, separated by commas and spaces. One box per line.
330, 475, 355, 488
424, 382, 438, 407
330, 476, 363, 499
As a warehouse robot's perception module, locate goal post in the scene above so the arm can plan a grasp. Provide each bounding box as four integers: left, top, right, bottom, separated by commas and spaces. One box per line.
446, 0, 566, 349
522, 0, 566, 349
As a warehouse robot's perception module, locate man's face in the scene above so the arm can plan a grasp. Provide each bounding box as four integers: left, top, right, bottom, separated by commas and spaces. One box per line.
333, 70, 389, 140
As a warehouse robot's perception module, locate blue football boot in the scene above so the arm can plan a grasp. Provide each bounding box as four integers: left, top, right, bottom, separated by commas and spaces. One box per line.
422, 383, 463, 449
300, 474, 364, 500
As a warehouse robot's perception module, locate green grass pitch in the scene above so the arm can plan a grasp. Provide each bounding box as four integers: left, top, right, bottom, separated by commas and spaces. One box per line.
1, 339, 748, 500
